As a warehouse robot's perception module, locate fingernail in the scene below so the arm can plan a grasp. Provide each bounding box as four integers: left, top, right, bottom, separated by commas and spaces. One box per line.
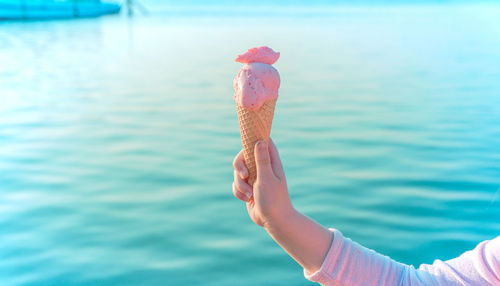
240, 168, 248, 178
245, 192, 252, 200
257, 140, 266, 150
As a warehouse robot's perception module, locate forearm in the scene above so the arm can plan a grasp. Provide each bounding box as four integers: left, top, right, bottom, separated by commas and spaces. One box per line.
263, 208, 410, 285
264, 211, 499, 286
264, 207, 334, 273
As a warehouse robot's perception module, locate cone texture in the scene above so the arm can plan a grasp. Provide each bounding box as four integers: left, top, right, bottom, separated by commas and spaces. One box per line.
237, 99, 277, 186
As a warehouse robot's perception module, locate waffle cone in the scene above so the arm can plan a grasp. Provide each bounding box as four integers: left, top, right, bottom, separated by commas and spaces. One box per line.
237, 99, 277, 186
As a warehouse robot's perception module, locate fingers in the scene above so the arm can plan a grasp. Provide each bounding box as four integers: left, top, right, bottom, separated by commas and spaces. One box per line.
268, 138, 285, 179
233, 170, 253, 202
232, 150, 248, 179
254, 140, 274, 181
233, 183, 249, 202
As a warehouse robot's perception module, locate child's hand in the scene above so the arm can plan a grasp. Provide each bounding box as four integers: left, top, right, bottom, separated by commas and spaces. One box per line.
233, 139, 333, 272
232, 139, 294, 228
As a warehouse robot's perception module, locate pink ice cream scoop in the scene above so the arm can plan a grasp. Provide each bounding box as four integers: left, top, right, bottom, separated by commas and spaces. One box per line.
233, 46, 280, 110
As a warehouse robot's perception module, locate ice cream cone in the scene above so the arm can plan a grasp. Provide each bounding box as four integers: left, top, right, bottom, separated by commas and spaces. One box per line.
237, 99, 277, 186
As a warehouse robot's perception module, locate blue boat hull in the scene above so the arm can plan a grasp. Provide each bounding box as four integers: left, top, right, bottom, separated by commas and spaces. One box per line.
0, 1, 121, 20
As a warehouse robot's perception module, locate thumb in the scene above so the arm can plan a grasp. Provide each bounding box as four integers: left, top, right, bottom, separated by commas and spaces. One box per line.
254, 140, 274, 180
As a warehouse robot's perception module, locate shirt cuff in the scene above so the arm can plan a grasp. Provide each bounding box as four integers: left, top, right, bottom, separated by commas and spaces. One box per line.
304, 228, 344, 285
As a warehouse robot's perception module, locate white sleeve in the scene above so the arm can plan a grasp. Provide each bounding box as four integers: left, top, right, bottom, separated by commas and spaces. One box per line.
305, 229, 500, 286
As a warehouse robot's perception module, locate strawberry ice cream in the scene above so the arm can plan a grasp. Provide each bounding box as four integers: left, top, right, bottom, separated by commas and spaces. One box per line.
233, 46, 281, 111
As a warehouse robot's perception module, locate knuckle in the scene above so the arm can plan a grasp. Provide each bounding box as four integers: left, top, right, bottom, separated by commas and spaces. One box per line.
232, 184, 239, 195
234, 178, 241, 191
256, 156, 270, 166
232, 185, 246, 201
237, 179, 249, 193
232, 157, 239, 169
234, 177, 246, 192
233, 152, 242, 168
235, 177, 247, 192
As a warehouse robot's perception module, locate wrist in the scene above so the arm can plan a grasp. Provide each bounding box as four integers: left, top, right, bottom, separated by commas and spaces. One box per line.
262, 203, 297, 232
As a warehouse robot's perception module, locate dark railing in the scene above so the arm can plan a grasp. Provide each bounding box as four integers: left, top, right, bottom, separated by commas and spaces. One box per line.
1, 0, 121, 20
14, 0, 106, 19
20, 0, 26, 19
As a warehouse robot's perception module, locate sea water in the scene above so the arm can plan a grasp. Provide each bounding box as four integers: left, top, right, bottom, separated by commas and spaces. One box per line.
1, 3, 500, 285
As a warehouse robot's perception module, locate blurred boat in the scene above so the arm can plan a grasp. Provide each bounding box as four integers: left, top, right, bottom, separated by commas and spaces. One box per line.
0, 0, 121, 20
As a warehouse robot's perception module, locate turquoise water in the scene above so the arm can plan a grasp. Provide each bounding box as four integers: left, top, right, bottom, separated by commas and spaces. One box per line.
1, 4, 500, 285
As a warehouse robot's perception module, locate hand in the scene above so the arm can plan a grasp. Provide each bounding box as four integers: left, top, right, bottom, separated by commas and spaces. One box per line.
232, 139, 294, 228
233, 139, 333, 272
